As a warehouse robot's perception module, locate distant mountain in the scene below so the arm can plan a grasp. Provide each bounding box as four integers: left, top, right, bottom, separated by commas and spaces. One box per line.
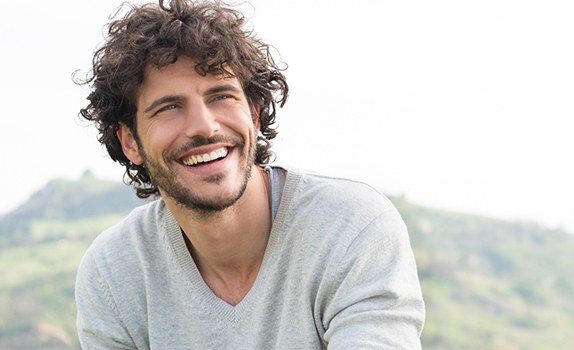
0, 173, 573, 349
0, 170, 145, 248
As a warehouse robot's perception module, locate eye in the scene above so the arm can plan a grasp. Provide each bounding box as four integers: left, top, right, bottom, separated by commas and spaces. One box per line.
211, 94, 234, 103
155, 104, 178, 114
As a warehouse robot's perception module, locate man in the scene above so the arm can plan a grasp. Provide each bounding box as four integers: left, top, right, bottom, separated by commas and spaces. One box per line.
75, 0, 425, 348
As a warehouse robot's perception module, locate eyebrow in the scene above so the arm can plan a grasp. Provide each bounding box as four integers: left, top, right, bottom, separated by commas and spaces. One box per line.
142, 84, 243, 114
143, 95, 182, 114
204, 83, 243, 96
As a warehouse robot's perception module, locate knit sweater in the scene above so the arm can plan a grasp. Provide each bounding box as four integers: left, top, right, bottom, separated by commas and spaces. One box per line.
75, 167, 425, 349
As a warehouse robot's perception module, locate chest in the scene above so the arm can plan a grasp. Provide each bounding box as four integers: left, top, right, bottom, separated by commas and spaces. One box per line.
137, 269, 327, 349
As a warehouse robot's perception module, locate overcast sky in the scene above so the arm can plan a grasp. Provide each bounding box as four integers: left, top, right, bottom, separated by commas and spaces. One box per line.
1, 0, 573, 232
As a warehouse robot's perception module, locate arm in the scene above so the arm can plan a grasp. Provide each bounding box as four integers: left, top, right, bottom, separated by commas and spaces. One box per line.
322, 210, 425, 349
75, 249, 138, 350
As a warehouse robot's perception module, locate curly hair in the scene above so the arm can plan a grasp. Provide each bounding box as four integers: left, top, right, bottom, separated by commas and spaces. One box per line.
77, 0, 288, 198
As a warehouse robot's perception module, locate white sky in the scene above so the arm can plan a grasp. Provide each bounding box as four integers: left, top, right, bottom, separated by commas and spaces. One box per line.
1, 0, 573, 232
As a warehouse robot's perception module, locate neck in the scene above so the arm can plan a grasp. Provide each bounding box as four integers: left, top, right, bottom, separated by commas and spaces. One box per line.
165, 167, 272, 305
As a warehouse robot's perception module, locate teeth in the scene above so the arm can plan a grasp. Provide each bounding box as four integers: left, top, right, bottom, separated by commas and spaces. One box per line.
183, 148, 228, 166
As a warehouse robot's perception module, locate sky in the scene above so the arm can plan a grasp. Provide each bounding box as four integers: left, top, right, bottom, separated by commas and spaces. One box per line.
1, 0, 573, 232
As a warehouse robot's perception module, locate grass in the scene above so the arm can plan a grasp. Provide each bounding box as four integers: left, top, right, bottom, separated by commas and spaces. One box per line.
0, 215, 125, 350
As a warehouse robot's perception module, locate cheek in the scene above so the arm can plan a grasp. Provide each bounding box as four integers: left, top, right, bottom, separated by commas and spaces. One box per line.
136, 125, 179, 161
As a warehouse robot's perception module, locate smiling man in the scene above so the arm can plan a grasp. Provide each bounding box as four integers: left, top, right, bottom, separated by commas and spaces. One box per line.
74, 0, 425, 349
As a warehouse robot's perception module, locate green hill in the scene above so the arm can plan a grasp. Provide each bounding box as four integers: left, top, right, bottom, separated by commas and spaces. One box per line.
0, 170, 143, 249
393, 197, 574, 349
0, 171, 145, 349
0, 173, 573, 349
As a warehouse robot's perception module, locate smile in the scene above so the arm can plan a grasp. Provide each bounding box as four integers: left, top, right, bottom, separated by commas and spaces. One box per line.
181, 147, 229, 166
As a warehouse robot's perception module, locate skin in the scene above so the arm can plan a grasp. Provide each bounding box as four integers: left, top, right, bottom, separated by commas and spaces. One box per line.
117, 55, 272, 306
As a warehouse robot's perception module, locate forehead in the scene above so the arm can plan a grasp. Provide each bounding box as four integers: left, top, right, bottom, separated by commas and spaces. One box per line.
140, 56, 239, 89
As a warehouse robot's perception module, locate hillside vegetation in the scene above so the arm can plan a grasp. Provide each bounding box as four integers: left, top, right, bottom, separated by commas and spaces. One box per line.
393, 197, 574, 349
1, 172, 573, 349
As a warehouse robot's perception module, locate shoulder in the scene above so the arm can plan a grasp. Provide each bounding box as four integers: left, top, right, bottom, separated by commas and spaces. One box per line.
93, 199, 163, 245
79, 199, 167, 275
285, 168, 398, 222
276, 167, 407, 249
76, 199, 172, 313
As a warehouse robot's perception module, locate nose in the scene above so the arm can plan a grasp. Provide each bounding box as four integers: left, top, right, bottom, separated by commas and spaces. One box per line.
184, 102, 220, 138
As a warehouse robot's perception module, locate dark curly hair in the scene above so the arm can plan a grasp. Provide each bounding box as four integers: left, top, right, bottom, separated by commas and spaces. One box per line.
76, 0, 288, 198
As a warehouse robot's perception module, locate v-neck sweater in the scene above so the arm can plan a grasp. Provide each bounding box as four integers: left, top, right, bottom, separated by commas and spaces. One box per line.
75, 167, 425, 349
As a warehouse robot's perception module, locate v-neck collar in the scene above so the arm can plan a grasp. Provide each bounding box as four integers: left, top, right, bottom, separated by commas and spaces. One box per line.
161, 167, 301, 324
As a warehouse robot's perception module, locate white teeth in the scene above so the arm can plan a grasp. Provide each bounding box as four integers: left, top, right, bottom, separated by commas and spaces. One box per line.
183, 148, 228, 166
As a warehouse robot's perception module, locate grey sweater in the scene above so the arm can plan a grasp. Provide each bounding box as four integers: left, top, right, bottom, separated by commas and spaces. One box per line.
75, 167, 425, 349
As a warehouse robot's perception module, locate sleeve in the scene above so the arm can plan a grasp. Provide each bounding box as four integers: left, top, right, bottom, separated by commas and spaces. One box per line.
75, 247, 138, 350
322, 209, 425, 349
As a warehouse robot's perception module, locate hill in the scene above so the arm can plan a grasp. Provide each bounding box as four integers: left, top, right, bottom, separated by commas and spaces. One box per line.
0, 171, 145, 349
393, 196, 574, 349
0, 170, 143, 249
0, 173, 573, 349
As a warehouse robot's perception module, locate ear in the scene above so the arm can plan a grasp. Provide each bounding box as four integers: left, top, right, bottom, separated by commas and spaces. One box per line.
251, 103, 261, 131
117, 123, 144, 165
